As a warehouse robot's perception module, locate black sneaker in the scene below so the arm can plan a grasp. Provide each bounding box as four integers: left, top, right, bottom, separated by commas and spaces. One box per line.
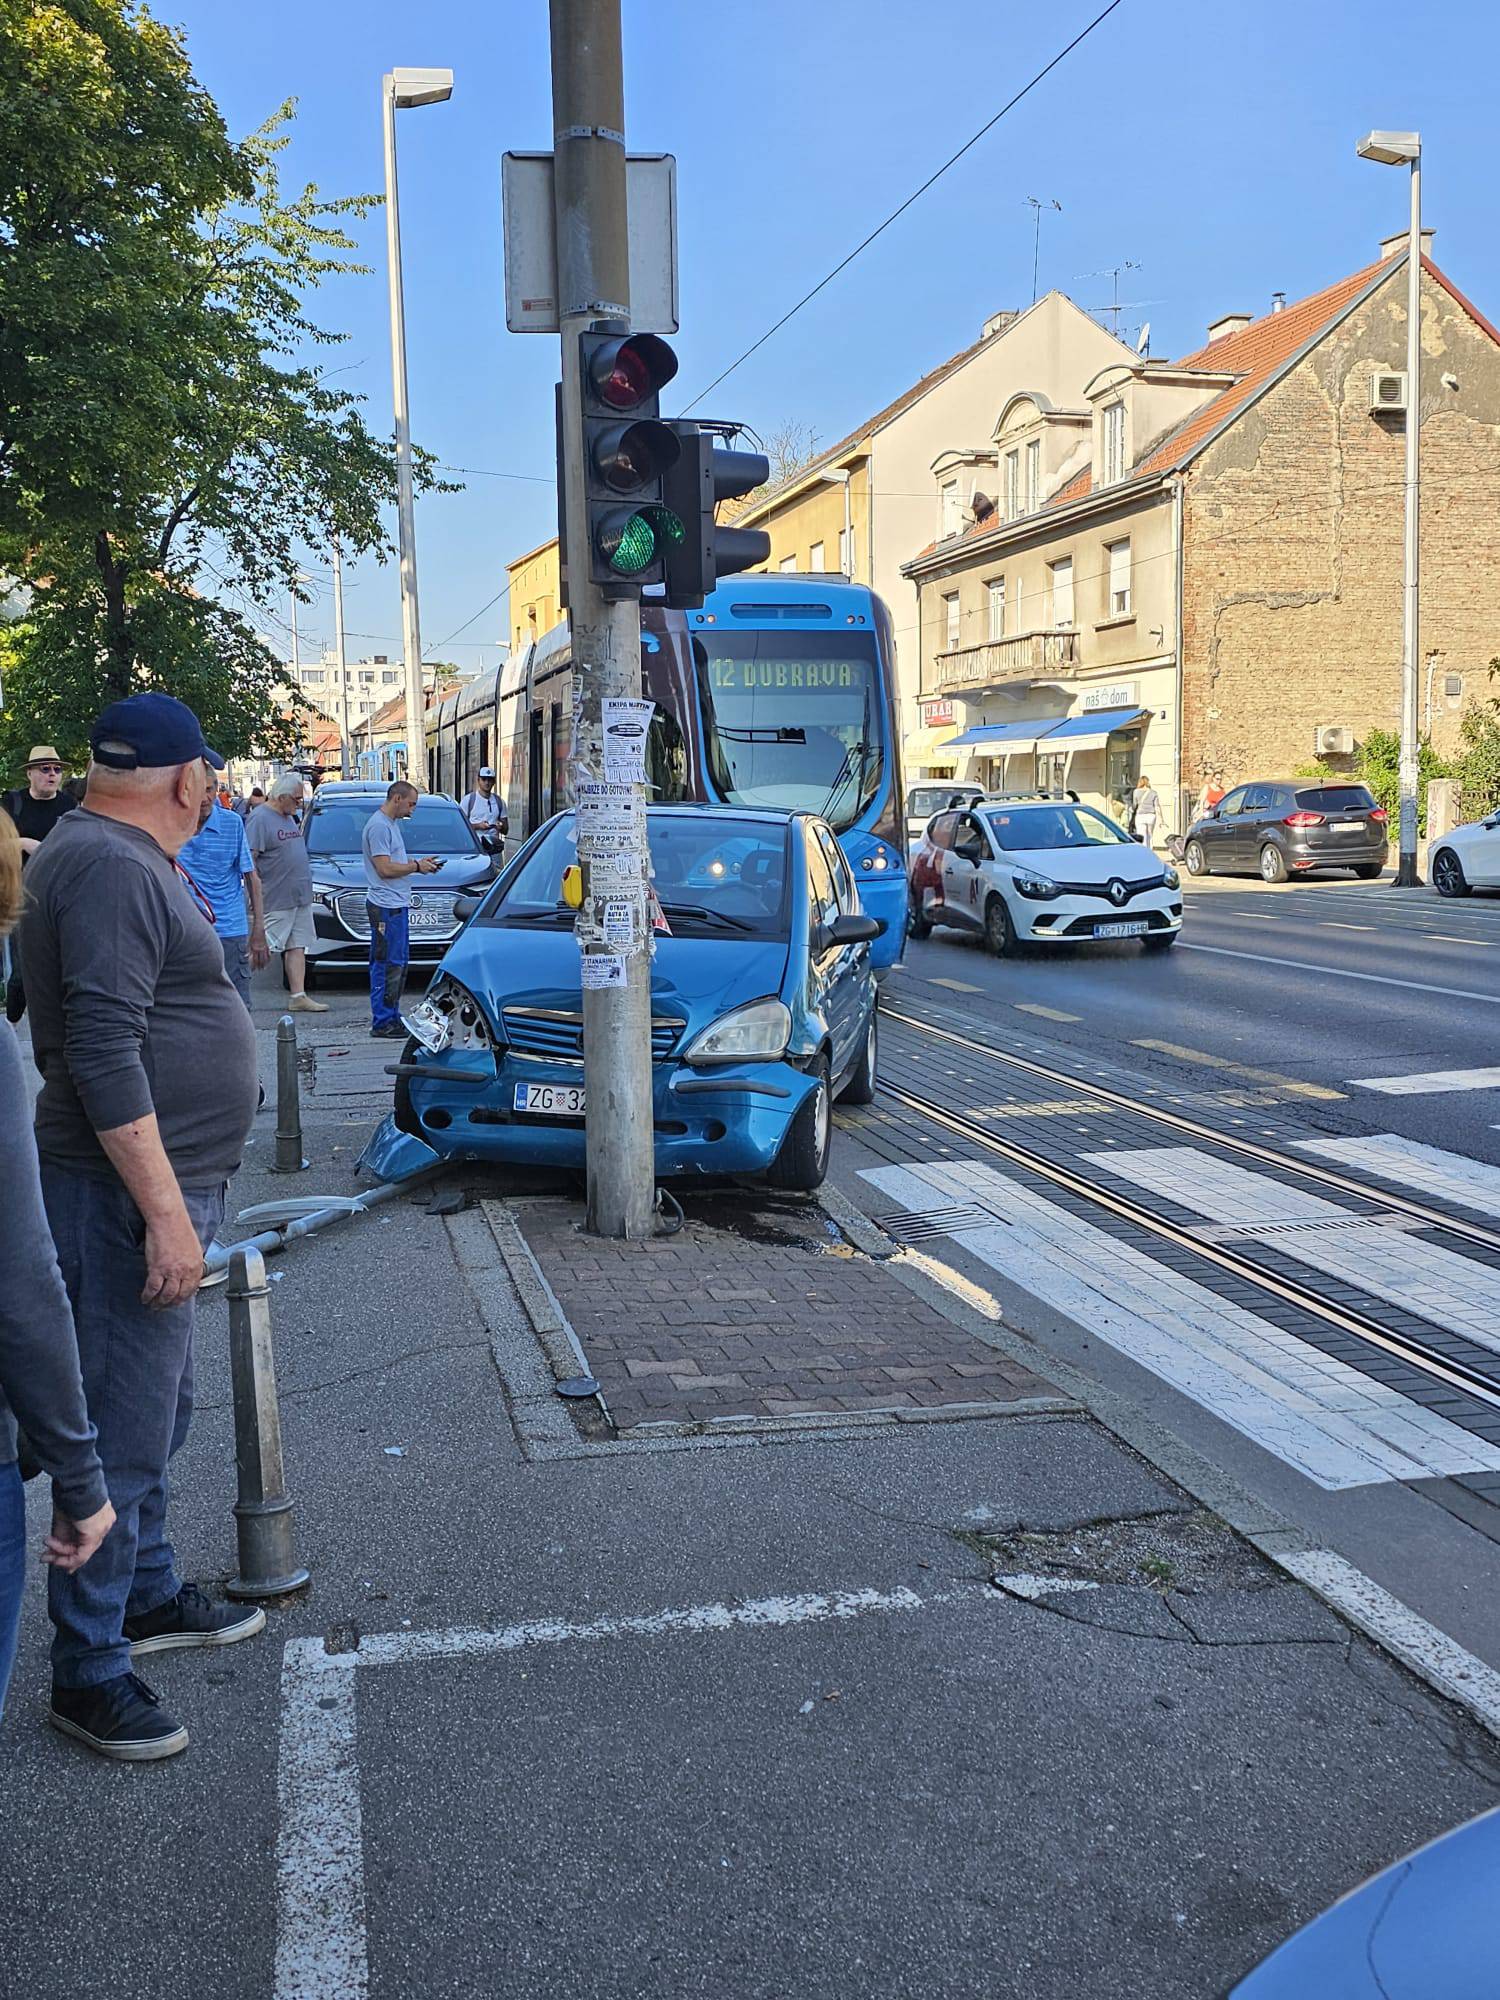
370, 1022, 405, 1039
50, 1672, 190, 1762
123, 1582, 266, 1656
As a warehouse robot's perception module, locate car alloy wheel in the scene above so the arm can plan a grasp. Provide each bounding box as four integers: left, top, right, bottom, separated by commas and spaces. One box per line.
1184, 839, 1208, 877
1433, 848, 1470, 898
984, 894, 1015, 956
1259, 843, 1288, 885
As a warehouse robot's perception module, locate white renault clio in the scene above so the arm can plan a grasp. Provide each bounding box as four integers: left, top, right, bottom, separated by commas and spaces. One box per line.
909, 798, 1183, 955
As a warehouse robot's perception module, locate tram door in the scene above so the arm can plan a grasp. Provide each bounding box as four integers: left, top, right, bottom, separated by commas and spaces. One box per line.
528, 709, 545, 834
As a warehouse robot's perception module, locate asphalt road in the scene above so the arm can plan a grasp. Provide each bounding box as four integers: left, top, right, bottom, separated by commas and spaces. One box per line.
897, 872, 1500, 1162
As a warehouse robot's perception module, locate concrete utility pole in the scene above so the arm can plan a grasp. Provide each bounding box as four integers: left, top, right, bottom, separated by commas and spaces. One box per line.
332, 543, 352, 779
549, 0, 656, 1239
1357, 128, 1423, 886
382, 66, 453, 789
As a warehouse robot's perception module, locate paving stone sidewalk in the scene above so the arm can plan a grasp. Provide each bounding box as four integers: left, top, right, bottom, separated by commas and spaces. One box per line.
516, 1189, 1056, 1430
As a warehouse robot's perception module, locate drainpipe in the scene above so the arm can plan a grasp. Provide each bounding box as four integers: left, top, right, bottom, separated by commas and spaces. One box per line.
1171, 477, 1185, 837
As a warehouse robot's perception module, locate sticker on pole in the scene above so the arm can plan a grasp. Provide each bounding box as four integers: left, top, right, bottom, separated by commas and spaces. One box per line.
602, 699, 654, 783
579, 951, 627, 990
601, 900, 635, 947
576, 780, 638, 831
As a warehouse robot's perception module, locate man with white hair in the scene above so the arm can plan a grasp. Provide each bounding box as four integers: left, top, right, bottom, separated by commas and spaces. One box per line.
245, 774, 326, 1013
19, 693, 263, 1761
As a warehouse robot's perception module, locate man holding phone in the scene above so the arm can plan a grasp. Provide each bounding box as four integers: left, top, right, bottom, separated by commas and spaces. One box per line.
362, 781, 441, 1039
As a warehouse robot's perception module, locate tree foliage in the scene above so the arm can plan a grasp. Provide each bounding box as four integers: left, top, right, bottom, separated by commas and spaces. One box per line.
0, 0, 450, 772
1450, 665, 1500, 821
1295, 727, 1448, 836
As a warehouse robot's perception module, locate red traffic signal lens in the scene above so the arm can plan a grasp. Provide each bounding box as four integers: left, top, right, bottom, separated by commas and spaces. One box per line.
588, 333, 679, 411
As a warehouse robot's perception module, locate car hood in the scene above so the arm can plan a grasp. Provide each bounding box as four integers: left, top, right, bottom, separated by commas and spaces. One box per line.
309, 853, 491, 891
438, 924, 792, 1040
998, 843, 1165, 884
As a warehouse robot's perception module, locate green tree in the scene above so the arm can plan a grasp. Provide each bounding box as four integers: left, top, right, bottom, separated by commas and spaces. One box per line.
1451, 679, 1500, 821
0, 1, 450, 771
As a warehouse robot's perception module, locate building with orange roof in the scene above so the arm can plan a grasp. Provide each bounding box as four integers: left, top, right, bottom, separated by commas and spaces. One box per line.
901, 233, 1500, 835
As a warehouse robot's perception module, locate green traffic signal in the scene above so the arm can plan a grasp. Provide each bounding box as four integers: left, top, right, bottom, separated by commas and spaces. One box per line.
600, 504, 686, 577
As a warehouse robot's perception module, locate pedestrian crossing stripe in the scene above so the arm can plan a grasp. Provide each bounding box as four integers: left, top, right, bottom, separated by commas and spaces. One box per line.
1293, 1133, 1500, 1220
861, 1157, 1500, 1492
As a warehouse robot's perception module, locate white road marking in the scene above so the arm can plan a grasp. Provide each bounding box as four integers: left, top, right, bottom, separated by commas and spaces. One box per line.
928, 977, 985, 994
1350, 1067, 1500, 1096
992, 1574, 1100, 1600
1091, 1146, 1500, 1362
274, 1584, 941, 2000
1425, 934, 1500, 946
1279, 1551, 1500, 1737
862, 1160, 1500, 1488
1320, 922, 1374, 931
1014, 1003, 1081, 1023
1293, 1133, 1500, 1222
1180, 942, 1500, 1005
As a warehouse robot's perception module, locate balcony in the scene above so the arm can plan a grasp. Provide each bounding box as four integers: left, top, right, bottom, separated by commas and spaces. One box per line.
924, 629, 1080, 698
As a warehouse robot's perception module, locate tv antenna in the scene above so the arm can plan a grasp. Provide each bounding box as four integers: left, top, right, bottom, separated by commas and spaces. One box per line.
1078, 260, 1163, 338
1024, 197, 1062, 304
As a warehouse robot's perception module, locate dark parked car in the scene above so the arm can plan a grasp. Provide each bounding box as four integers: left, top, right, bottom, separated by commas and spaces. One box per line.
1182, 780, 1388, 884
302, 788, 497, 980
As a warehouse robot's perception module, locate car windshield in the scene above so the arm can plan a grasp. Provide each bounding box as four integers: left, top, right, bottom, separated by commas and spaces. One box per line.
1295, 786, 1378, 812
485, 814, 791, 939
305, 801, 480, 858
983, 804, 1130, 850
908, 786, 969, 820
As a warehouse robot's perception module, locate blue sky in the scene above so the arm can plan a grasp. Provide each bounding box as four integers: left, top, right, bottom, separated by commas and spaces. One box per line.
171, 0, 1500, 671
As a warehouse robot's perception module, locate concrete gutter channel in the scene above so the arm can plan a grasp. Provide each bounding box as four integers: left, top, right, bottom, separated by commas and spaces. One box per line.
237, 1024, 1500, 1744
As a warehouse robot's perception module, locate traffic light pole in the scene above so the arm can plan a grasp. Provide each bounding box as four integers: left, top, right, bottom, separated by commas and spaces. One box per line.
550, 0, 657, 1239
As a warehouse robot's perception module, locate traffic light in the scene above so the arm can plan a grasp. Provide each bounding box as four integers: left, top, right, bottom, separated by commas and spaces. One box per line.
579, 330, 685, 592
660, 425, 772, 609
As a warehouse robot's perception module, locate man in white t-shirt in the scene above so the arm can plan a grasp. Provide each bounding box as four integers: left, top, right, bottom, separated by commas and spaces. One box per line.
361, 782, 440, 1037
458, 767, 507, 852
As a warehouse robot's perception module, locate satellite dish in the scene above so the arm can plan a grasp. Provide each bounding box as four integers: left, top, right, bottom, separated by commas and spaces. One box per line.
1136, 322, 1151, 355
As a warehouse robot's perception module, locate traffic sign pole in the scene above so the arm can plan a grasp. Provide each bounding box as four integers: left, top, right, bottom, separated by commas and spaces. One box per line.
550, 0, 656, 1239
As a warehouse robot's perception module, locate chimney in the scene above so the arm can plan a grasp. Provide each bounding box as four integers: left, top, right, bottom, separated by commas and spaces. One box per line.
982, 309, 1018, 341
1206, 312, 1253, 343
1271, 292, 1286, 313
1380, 227, 1435, 260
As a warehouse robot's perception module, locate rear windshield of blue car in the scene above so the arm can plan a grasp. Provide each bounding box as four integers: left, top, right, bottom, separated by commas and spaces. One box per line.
304, 800, 480, 857
483, 815, 791, 939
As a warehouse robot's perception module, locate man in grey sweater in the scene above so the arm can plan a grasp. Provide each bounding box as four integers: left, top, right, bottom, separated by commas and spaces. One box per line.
20, 694, 262, 1760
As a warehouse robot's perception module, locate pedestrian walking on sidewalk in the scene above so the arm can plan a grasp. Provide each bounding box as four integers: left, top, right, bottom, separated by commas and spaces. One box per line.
246, 775, 326, 1013
177, 792, 269, 1007
362, 780, 441, 1038
1131, 776, 1160, 848
20, 693, 264, 1761
0, 812, 114, 1720
2, 745, 79, 1024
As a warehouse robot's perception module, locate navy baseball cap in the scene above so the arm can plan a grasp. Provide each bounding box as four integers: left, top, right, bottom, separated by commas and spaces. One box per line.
90, 693, 224, 771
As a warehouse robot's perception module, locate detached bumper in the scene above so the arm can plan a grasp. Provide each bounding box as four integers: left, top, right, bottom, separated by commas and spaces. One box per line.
390, 1044, 819, 1179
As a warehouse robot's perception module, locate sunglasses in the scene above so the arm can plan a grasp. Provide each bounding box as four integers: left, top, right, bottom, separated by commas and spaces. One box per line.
31, 764, 64, 775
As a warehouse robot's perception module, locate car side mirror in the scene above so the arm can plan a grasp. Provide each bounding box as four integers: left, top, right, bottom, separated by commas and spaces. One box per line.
452, 894, 482, 922
824, 911, 882, 949
955, 838, 983, 862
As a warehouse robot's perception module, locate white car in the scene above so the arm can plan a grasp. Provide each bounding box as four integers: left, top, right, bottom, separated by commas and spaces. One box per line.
908, 798, 1183, 955
905, 781, 983, 851
1430, 812, 1500, 897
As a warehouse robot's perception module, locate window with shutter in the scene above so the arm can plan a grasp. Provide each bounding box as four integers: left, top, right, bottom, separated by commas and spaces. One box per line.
1106, 539, 1132, 617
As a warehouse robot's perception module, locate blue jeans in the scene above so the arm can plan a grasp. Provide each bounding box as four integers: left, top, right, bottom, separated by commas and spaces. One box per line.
41, 1167, 226, 1690
368, 903, 410, 1029
0, 1459, 24, 1719
220, 933, 251, 1006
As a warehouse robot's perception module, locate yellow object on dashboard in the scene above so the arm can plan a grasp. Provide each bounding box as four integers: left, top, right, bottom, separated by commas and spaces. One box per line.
561, 863, 583, 909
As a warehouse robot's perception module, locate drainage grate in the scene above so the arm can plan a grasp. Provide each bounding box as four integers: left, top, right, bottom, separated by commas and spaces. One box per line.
874, 1203, 995, 1243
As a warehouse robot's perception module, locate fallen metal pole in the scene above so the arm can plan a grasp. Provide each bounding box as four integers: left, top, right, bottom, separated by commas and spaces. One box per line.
224, 1245, 310, 1601
202, 1169, 439, 1279
272, 1015, 307, 1174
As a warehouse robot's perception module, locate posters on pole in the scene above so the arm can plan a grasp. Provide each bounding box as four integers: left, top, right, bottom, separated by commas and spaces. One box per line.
579, 951, 627, 989
601, 699, 655, 784
601, 900, 634, 947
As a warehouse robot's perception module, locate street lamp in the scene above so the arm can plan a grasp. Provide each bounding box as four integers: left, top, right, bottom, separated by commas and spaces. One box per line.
382, 65, 453, 788
1356, 127, 1422, 886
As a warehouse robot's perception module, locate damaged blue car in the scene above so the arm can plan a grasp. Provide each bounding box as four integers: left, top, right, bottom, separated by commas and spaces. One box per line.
359, 807, 883, 1191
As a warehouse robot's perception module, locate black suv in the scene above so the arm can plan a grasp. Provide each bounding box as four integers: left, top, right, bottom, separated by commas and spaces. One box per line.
1183, 781, 1388, 883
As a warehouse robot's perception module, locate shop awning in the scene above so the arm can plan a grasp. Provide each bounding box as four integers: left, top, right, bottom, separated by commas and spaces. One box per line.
943, 720, 1055, 754
1037, 705, 1149, 750
902, 725, 960, 766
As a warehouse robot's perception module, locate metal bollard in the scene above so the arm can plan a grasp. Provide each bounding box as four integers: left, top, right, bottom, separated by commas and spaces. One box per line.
224, 1246, 311, 1601
272, 1014, 307, 1173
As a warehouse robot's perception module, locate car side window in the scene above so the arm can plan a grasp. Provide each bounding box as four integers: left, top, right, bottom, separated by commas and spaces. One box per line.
1241, 784, 1272, 813
816, 826, 857, 913
806, 835, 840, 934
955, 813, 986, 858
928, 812, 957, 851
1217, 786, 1249, 816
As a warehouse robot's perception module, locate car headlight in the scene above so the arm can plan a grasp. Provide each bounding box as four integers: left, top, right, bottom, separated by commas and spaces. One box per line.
1162, 864, 1180, 889
403, 975, 498, 1057
312, 886, 340, 908
1012, 871, 1060, 901
682, 997, 791, 1065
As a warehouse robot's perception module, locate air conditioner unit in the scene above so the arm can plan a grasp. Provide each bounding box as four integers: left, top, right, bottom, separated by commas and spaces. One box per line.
1370, 370, 1407, 414
1315, 724, 1355, 756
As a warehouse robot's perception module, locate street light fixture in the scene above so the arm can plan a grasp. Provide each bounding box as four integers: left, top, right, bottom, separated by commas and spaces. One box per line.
382, 66, 454, 787
1356, 127, 1422, 886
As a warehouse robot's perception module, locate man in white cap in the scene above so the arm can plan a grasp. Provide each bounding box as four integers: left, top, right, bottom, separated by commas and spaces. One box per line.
458, 767, 508, 853
2, 746, 79, 1024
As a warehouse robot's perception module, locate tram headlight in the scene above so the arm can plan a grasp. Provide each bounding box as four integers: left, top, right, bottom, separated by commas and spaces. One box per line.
859, 847, 893, 871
